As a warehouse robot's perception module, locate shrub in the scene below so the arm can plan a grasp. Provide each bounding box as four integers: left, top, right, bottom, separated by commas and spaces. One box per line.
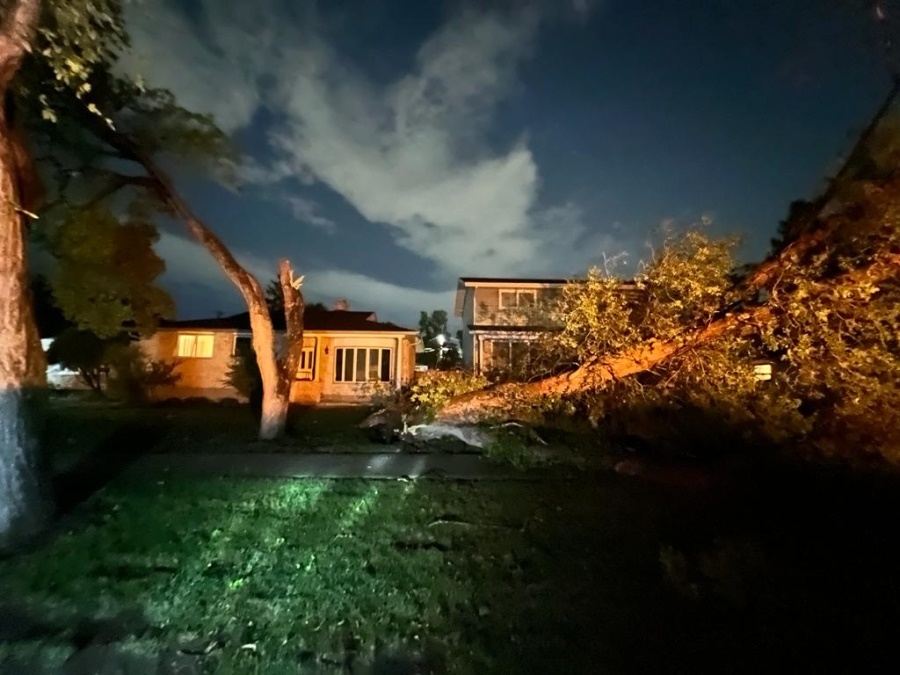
409, 369, 489, 417
105, 343, 180, 404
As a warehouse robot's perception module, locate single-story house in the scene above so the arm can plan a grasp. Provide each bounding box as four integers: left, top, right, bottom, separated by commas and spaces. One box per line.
141, 304, 418, 405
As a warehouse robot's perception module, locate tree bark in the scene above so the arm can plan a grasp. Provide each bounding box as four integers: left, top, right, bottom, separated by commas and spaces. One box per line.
89, 130, 306, 440
0, 0, 49, 548
436, 254, 900, 425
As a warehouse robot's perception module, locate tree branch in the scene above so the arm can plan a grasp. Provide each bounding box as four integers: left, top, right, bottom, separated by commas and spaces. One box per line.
435, 253, 900, 424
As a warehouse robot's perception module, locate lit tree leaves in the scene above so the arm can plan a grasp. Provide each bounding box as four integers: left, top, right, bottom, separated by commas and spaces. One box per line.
46, 204, 174, 338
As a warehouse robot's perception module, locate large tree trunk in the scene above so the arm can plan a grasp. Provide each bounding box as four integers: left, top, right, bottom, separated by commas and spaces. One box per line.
0, 0, 49, 548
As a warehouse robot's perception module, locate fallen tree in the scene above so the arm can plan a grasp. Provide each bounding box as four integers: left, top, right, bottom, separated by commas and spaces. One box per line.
436, 252, 900, 425
435, 87, 900, 435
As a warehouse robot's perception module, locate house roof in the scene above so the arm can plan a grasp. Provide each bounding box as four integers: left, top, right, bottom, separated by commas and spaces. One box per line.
159, 306, 416, 333
458, 276, 571, 285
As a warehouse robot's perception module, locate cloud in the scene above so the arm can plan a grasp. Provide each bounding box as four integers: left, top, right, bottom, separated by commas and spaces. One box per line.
282, 196, 337, 233
303, 270, 454, 327
127, 1, 621, 297
154, 232, 444, 325
154, 231, 276, 294
265, 8, 598, 277
120, 0, 270, 133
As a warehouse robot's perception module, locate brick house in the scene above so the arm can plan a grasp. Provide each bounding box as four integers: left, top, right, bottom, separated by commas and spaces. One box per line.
140, 305, 418, 404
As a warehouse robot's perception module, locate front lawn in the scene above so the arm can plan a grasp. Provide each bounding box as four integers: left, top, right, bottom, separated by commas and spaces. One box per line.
44, 399, 380, 471
3, 470, 899, 673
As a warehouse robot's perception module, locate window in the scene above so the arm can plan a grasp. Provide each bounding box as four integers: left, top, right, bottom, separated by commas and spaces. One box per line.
334, 348, 392, 383
499, 290, 517, 309
488, 339, 538, 372
753, 363, 773, 382
232, 334, 252, 357
499, 289, 537, 309
176, 333, 215, 358
297, 347, 316, 380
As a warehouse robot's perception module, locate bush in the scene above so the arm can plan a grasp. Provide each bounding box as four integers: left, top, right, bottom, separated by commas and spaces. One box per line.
105, 343, 180, 404
409, 369, 489, 417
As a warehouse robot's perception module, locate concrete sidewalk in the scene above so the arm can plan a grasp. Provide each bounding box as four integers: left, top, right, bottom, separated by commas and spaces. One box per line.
130, 452, 555, 480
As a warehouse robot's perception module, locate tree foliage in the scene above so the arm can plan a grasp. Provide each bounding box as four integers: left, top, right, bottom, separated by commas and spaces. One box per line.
45, 327, 113, 392
418, 310, 449, 345
456, 126, 900, 464
42, 204, 173, 338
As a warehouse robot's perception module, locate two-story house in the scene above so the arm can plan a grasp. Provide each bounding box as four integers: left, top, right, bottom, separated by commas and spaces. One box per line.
454, 277, 568, 373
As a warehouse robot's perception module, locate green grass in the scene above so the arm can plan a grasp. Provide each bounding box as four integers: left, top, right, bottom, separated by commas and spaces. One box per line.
0, 475, 694, 673
5, 469, 899, 673
43, 399, 379, 470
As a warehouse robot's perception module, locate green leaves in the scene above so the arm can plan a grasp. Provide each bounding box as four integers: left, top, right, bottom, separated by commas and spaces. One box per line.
46, 204, 174, 338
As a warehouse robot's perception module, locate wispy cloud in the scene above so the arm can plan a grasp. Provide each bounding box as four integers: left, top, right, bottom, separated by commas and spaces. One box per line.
126, 0, 621, 297
155, 231, 444, 325
282, 196, 337, 233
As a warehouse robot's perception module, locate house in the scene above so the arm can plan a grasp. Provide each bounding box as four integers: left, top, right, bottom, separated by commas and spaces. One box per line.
454, 276, 644, 374
140, 304, 418, 405
455, 276, 775, 381
454, 277, 570, 373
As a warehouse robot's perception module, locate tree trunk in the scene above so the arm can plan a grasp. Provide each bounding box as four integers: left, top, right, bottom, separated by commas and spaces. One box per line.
93, 132, 308, 440
0, 0, 48, 548
436, 254, 900, 425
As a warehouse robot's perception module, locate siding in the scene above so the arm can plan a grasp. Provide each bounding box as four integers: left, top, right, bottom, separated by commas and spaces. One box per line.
472, 287, 560, 326
143, 329, 415, 405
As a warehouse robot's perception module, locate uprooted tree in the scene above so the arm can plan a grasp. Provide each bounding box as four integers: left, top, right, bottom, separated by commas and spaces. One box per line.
437, 88, 900, 464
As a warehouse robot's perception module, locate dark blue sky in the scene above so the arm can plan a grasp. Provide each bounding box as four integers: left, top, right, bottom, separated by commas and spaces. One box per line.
127, 0, 891, 324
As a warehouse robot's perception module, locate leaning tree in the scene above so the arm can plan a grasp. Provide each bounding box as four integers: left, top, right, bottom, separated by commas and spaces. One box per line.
15, 2, 308, 443
0, 0, 302, 546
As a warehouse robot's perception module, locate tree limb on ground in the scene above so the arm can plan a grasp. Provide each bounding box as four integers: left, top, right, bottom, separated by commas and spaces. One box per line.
435, 253, 900, 425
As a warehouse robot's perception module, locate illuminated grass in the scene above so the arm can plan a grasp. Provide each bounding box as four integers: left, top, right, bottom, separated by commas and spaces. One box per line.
4, 472, 899, 673
0, 476, 683, 672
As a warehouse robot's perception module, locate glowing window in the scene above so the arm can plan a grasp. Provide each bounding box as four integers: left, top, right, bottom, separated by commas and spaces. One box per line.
334, 348, 392, 383
176, 333, 215, 358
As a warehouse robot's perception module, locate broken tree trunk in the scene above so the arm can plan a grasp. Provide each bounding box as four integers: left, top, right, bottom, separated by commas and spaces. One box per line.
97, 134, 307, 440
0, 0, 50, 547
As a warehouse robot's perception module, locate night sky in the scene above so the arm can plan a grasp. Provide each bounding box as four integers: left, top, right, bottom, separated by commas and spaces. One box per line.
122, 0, 891, 326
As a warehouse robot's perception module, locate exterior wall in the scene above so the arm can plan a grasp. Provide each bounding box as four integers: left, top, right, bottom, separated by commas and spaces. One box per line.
320, 335, 403, 403
472, 286, 560, 326
290, 335, 329, 405
461, 291, 475, 367
144, 329, 416, 406
141, 329, 242, 401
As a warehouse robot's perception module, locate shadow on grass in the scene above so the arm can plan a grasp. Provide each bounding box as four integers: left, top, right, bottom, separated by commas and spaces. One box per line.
51, 422, 165, 517
5, 396, 900, 673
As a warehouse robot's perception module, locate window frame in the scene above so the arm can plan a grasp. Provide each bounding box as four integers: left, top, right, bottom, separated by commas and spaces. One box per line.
499, 289, 537, 310
297, 345, 316, 381
333, 347, 393, 384
175, 332, 216, 359
232, 332, 253, 357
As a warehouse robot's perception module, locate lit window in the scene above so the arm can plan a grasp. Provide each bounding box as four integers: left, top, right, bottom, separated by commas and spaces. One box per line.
334, 348, 392, 383
754, 363, 773, 381
176, 333, 215, 358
